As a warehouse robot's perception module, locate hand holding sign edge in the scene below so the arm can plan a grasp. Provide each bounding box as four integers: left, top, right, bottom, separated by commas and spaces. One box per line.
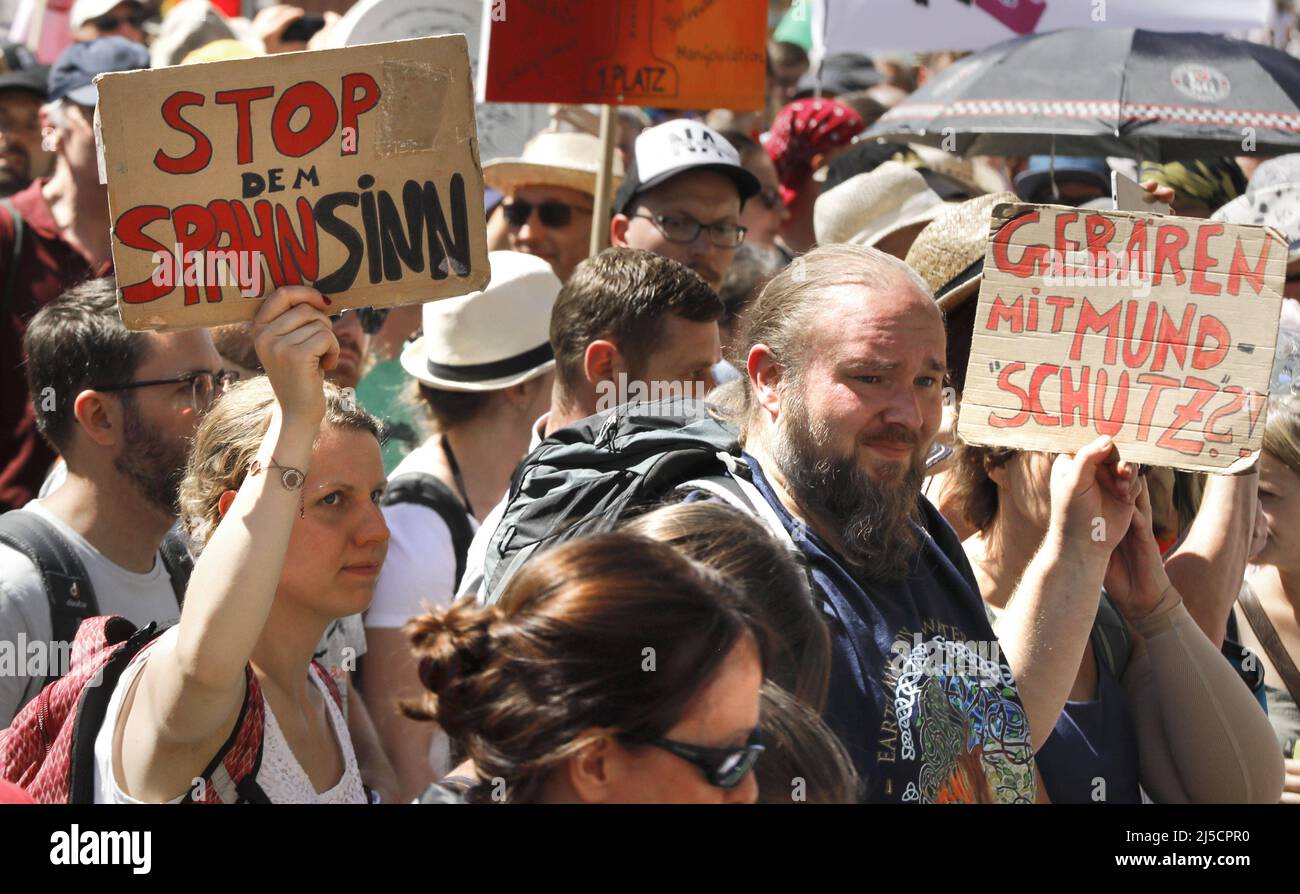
252, 285, 339, 432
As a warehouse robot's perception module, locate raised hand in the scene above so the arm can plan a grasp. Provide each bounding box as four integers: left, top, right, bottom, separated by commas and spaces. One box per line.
1049, 436, 1142, 560
1104, 477, 1177, 621
251, 286, 339, 431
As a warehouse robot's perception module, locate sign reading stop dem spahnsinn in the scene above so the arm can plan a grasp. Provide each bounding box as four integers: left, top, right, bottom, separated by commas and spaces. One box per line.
97, 36, 490, 331
958, 203, 1285, 473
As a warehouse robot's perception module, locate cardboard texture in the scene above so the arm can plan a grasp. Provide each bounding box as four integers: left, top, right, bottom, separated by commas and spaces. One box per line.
97, 35, 490, 331
957, 202, 1284, 472
477, 0, 766, 111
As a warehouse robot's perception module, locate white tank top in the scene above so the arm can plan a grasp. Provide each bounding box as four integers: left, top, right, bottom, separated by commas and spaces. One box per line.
93, 627, 366, 804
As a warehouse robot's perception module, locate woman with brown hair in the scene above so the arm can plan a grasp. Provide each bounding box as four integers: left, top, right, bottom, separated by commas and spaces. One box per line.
92, 286, 390, 803
407, 532, 769, 803
1233, 397, 1300, 802
948, 442, 1283, 803
622, 500, 830, 710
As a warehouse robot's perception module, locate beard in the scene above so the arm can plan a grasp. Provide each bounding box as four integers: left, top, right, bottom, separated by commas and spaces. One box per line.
113, 398, 188, 516
771, 382, 926, 582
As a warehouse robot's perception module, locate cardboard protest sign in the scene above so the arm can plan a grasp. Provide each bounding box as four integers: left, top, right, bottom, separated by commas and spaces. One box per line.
477, 0, 766, 111
97, 35, 490, 331
324, 0, 549, 161
957, 203, 1284, 472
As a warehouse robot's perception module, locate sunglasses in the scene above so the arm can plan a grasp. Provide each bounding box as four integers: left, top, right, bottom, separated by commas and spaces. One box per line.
329, 306, 390, 335
645, 728, 764, 789
94, 368, 239, 414
502, 199, 593, 229
90, 11, 149, 30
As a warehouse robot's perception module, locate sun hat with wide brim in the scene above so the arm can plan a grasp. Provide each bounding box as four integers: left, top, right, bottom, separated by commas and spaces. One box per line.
904, 191, 1017, 311
814, 160, 945, 248
484, 131, 624, 198
1213, 184, 1300, 265
400, 251, 561, 393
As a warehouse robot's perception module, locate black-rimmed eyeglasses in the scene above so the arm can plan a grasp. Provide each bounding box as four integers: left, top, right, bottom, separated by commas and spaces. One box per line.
645, 728, 764, 789
633, 212, 747, 248
94, 369, 239, 413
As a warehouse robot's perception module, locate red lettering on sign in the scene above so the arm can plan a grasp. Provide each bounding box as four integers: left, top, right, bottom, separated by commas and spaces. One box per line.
989, 361, 1030, 428
1190, 222, 1224, 296
215, 86, 275, 165
153, 91, 211, 174
340, 73, 380, 156
991, 212, 1045, 277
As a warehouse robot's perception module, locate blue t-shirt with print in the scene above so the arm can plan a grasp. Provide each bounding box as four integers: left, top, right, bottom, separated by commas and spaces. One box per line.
744, 453, 1038, 804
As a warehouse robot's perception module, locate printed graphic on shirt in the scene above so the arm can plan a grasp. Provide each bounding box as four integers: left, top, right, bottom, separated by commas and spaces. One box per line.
880, 622, 1036, 804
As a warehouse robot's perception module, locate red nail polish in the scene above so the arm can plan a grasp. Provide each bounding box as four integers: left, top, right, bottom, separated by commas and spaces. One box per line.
323, 296, 333, 306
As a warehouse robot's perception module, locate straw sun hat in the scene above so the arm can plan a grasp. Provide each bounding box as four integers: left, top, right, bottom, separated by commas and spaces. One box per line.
903, 191, 1017, 311
484, 131, 624, 197
814, 160, 945, 248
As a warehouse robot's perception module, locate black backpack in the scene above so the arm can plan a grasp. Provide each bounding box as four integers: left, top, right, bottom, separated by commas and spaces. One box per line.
480, 397, 787, 602
0, 510, 191, 687
379, 473, 476, 591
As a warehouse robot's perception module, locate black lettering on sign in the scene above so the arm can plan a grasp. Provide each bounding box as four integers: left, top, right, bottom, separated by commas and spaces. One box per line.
312, 173, 472, 293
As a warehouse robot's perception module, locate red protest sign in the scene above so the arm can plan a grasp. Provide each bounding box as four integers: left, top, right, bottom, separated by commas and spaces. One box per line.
477, 0, 766, 111
958, 203, 1285, 472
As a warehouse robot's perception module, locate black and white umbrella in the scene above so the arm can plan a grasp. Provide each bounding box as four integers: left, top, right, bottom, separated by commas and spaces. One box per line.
864, 28, 1300, 161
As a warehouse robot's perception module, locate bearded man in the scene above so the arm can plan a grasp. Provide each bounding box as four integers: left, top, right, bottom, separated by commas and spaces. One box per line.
0, 278, 225, 724
719, 243, 1144, 802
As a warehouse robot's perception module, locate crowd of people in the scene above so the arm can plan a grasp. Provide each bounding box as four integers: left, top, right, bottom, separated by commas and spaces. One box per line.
0, 1, 1299, 806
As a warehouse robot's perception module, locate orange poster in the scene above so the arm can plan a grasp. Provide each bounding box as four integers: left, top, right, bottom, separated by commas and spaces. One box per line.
477, 0, 766, 111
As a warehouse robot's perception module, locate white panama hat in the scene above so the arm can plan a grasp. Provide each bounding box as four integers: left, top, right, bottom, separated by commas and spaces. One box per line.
400, 251, 561, 392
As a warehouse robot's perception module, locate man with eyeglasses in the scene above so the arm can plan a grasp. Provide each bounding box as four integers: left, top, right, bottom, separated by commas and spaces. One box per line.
70, 0, 148, 45
484, 132, 624, 283
0, 278, 224, 725
610, 119, 760, 292
1, 38, 150, 514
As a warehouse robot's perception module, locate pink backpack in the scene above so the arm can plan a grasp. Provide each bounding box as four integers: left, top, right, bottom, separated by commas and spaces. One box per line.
0, 616, 341, 803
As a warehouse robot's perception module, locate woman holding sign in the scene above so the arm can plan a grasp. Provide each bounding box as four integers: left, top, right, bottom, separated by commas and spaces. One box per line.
949, 444, 1283, 803
92, 287, 389, 803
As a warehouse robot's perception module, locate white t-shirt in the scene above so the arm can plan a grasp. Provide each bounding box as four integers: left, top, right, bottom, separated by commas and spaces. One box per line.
0, 501, 183, 726
457, 413, 549, 605
367, 443, 478, 629
93, 627, 365, 804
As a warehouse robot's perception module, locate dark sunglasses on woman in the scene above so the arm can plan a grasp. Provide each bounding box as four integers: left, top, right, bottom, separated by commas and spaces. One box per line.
329, 306, 390, 335
645, 728, 764, 789
502, 199, 593, 229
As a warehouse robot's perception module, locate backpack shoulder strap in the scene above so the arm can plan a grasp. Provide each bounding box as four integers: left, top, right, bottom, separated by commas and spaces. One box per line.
67, 620, 164, 803
380, 472, 476, 590
0, 197, 24, 316
157, 528, 192, 608
1091, 592, 1132, 680
0, 510, 100, 679
680, 453, 795, 549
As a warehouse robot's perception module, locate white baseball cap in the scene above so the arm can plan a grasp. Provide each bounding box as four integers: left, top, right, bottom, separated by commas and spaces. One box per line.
613, 119, 760, 215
